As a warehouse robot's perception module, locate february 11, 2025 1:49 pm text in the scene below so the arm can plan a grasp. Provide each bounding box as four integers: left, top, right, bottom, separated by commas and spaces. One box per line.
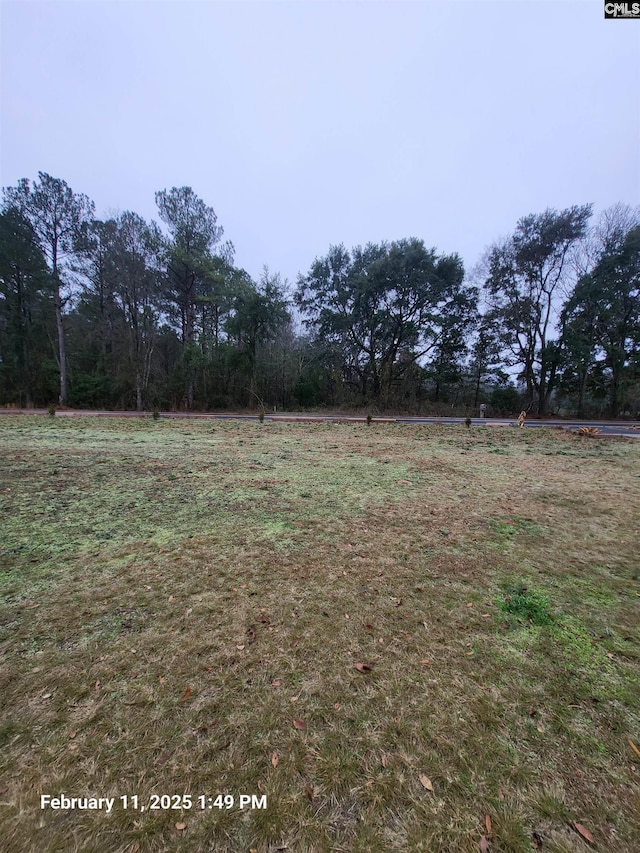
40, 793, 268, 813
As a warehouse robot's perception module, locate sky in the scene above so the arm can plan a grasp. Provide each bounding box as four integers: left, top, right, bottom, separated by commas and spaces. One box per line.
1, 0, 639, 292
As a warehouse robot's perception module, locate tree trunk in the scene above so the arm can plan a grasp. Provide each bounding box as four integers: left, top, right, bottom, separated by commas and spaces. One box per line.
16, 269, 31, 407
184, 270, 196, 344
474, 364, 481, 407
538, 372, 547, 416
136, 369, 143, 411
99, 280, 108, 359
183, 270, 196, 408
54, 284, 67, 405
577, 366, 588, 418
371, 364, 380, 399
361, 373, 368, 400
609, 362, 622, 418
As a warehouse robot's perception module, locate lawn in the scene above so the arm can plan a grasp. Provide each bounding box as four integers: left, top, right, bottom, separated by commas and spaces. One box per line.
0, 415, 639, 853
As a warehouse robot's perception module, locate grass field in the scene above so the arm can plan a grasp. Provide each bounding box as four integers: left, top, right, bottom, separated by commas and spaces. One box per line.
1, 415, 639, 853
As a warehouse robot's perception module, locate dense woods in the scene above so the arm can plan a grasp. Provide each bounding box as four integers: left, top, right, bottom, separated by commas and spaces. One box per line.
1, 173, 639, 417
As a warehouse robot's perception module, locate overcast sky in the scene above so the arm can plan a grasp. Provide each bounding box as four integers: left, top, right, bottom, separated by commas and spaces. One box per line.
1, 0, 638, 291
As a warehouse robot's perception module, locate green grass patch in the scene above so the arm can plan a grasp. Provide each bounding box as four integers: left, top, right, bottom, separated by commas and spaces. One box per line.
498, 580, 554, 626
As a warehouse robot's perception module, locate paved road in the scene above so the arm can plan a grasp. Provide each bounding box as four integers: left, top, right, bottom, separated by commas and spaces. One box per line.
397, 417, 640, 438
2, 409, 639, 438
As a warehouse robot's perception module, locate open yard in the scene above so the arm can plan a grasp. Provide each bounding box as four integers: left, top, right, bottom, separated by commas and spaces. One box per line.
0, 415, 639, 853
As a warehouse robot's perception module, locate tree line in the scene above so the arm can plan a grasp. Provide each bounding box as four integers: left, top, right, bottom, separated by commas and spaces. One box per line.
1, 172, 638, 417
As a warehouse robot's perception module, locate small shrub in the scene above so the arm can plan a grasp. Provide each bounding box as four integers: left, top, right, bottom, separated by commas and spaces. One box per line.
48, 404, 56, 417
574, 427, 600, 437
367, 414, 372, 426
465, 416, 471, 428
258, 411, 265, 423
498, 581, 553, 626
152, 409, 160, 421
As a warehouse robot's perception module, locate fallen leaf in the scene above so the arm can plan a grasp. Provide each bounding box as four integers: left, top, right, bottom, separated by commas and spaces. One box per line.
293, 718, 306, 730
355, 662, 373, 673
381, 753, 388, 768
479, 836, 490, 852
629, 738, 640, 758
605, 652, 614, 659
466, 602, 473, 608
69, 731, 77, 739
236, 644, 245, 650
271, 752, 279, 768
175, 821, 186, 831
247, 626, 256, 642
573, 822, 594, 844
304, 785, 314, 801
179, 687, 192, 701
344, 613, 350, 619
421, 659, 430, 665
498, 788, 505, 801
485, 815, 492, 835
418, 773, 434, 792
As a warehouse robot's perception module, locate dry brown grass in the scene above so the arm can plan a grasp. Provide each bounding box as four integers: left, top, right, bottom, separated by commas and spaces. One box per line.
0, 417, 639, 852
